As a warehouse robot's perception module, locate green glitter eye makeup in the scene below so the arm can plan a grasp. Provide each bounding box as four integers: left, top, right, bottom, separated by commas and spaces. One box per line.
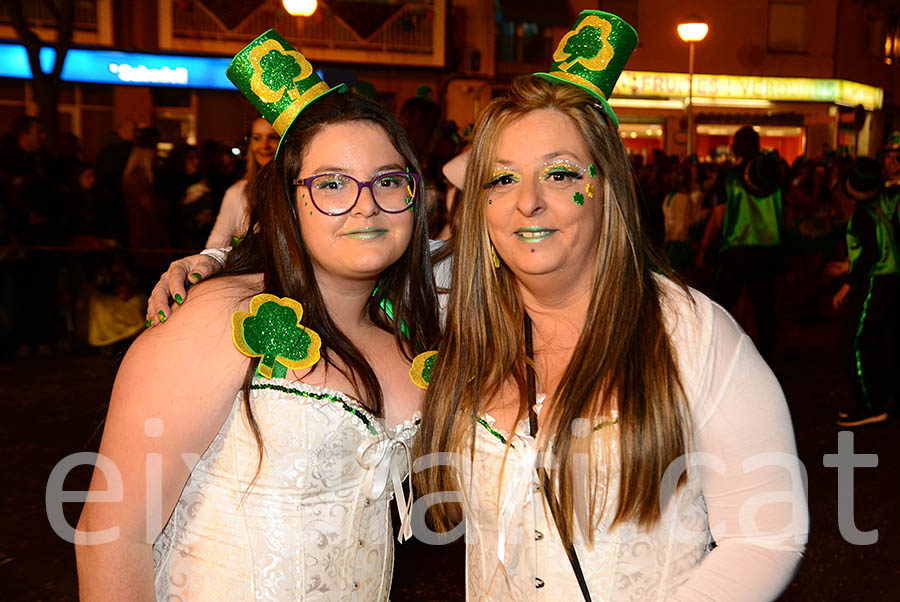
539, 159, 587, 183
484, 168, 521, 189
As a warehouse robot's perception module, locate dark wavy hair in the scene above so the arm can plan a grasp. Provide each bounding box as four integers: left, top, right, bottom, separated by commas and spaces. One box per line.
218, 91, 441, 470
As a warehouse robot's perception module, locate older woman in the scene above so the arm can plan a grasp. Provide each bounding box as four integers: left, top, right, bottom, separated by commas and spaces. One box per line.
417, 11, 807, 602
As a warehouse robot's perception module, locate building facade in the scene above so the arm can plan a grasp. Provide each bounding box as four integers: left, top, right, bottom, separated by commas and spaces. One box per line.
1, 0, 897, 162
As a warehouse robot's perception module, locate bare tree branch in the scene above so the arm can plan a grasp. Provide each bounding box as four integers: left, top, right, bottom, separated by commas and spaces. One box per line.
2, 0, 44, 79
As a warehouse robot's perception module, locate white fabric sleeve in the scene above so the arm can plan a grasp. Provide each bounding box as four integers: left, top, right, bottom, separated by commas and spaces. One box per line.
667, 302, 809, 602
206, 180, 249, 248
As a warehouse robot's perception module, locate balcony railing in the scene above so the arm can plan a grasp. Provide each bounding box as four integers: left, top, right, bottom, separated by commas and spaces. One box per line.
160, 0, 445, 67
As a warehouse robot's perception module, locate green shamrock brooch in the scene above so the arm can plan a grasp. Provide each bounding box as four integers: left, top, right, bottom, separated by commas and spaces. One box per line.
410, 350, 438, 390
232, 294, 322, 379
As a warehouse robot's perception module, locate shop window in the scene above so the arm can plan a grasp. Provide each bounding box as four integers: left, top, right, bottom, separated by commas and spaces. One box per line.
494, 0, 568, 67
495, 21, 553, 66
81, 83, 113, 107
767, 1, 807, 53
152, 87, 192, 108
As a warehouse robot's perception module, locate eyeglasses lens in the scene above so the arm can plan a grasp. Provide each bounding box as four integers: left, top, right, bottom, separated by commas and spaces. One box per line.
309, 172, 416, 214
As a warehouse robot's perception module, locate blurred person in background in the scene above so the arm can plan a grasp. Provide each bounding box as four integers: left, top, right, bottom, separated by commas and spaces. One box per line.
698, 127, 784, 361
2, 115, 62, 355
785, 158, 840, 322
95, 118, 135, 246
122, 127, 169, 288
161, 143, 217, 249
206, 117, 278, 247
831, 157, 898, 427
661, 163, 699, 276
397, 92, 447, 237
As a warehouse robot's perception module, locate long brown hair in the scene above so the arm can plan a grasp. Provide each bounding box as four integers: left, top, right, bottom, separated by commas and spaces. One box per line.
417, 75, 689, 541
217, 92, 441, 471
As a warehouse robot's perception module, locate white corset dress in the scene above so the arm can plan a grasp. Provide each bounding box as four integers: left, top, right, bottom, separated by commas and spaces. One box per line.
152, 378, 418, 601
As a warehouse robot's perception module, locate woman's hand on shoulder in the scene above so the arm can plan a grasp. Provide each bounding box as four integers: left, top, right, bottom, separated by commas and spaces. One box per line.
146, 252, 225, 325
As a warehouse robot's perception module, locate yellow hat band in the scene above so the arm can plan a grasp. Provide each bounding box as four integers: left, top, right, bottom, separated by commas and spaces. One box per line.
546, 70, 608, 100
272, 81, 331, 136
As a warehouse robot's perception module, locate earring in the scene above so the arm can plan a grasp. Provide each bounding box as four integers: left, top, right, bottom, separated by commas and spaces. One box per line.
491, 243, 501, 268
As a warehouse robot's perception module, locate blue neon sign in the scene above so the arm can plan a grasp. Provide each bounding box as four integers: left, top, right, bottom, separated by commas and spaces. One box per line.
0, 43, 235, 89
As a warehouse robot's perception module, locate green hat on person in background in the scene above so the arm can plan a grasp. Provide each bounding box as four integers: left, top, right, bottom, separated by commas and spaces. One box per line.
883, 131, 900, 153
845, 156, 883, 201
535, 10, 638, 129
226, 29, 347, 158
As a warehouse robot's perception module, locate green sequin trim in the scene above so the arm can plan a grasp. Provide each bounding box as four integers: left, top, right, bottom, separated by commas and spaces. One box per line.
477, 417, 513, 448
853, 278, 875, 410
475, 415, 617, 445
250, 382, 378, 435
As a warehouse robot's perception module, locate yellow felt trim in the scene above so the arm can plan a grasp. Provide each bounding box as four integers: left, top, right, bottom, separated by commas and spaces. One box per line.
272, 81, 331, 136
409, 350, 438, 390
546, 70, 607, 99
231, 293, 322, 377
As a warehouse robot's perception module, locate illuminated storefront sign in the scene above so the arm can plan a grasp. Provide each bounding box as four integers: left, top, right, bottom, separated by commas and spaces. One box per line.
614, 70, 883, 110
0, 43, 232, 89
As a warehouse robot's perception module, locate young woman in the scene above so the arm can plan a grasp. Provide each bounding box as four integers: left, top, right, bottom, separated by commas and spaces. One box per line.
76, 33, 439, 600
205, 117, 280, 247
417, 72, 807, 601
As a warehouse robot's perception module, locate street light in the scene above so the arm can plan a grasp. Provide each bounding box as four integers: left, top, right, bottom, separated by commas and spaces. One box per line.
283, 0, 317, 17
677, 16, 708, 157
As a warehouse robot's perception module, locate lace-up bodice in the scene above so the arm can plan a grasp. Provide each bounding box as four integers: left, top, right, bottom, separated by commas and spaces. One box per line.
153, 378, 417, 601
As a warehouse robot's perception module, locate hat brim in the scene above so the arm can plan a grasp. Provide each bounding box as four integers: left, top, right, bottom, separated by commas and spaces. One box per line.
534, 72, 619, 129
274, 83, 349, 160
742, 160, 780, 197
844, 178, 881, 201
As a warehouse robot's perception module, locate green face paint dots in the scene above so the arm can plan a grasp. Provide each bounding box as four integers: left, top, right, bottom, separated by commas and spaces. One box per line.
573, 192, 585, 205
589, 164, 597, 178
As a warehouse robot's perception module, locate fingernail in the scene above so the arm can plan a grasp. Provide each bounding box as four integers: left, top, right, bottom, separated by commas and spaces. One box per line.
145, 319, 152, 328
158, 310, 166, 323
190, 272, 202, 282
174, 293, 183, 305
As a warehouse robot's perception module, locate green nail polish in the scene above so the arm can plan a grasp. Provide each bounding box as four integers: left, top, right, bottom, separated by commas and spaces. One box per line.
158, 310, 166, 323
190, 272, 201, 282
145, 319, 151, 328
174, 293, 183, 305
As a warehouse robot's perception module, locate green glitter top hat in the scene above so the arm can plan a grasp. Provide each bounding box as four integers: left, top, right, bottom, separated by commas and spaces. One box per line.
535, 10, 638, 129
226, 29, 346, 157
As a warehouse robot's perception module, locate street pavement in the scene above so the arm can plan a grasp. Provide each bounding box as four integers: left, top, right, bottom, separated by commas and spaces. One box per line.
2, 313, 897, 601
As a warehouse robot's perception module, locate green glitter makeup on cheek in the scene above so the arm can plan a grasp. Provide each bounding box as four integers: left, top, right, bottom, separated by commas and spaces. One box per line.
589, 164, 597, 178
573, 192, 584, 205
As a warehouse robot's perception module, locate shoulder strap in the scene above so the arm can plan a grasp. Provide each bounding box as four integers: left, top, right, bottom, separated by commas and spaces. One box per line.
524, 315, 592, 601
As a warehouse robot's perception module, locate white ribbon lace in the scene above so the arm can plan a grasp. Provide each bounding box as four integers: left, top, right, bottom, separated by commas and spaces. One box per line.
496, 444, 538, 567
357, 433, 415, 542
